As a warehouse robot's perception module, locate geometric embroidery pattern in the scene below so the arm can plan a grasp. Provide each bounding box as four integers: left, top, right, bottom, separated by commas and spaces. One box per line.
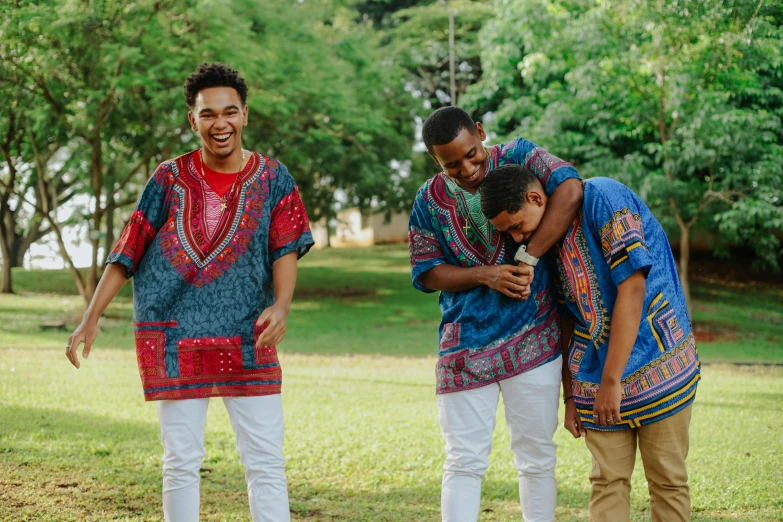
557, 212, 610, 347
599, 208, 646, 270
439, 323, 461, 353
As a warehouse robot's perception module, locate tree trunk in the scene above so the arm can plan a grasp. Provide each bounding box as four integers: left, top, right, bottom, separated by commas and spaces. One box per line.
102, 195, 116, 266
0, 245, 12, 294
86, 140, 104, 301
677, 220, 691, 311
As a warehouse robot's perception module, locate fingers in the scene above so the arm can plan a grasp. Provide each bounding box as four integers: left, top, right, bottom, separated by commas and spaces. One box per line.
82, 336, 93, 360
513, 264, 535, 277
499, 285, 529, 300
576, 415, 586, 437
66, 333, 82, 369
565, 419, 581, 438
255, 318, 286, 348
504, 281, 529, 294
610, 407, 621, 427
593, 406, 620, 427
255, 309, 272, 329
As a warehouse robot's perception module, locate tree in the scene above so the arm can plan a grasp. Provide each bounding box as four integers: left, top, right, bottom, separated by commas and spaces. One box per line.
1, 0, 210, 302
467, 0, 783, 307
386, 0, 491, 109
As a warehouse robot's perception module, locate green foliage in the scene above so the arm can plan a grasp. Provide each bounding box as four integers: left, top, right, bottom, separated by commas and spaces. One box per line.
1, 0, 420, 291
467, 0, 783, 270
387, 0, 492, 108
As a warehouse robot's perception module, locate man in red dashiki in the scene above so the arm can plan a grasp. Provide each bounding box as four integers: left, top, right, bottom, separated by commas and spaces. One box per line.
66, 63, 314, 522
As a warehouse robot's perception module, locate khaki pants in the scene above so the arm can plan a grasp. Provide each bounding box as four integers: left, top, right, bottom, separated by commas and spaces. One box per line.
585, 405, 692, 522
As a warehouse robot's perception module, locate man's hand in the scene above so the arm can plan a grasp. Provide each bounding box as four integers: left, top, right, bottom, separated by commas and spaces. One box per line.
482, 264, 533, 299
255, 303, 290, 348
517, 261, 536, 295
593, 380, 622, 427
66, 319, 99, 369
564, 399, 586, 438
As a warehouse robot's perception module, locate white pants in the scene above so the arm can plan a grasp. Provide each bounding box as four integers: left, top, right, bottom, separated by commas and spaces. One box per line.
438, 356, 562, 522
158, 394, 290, 522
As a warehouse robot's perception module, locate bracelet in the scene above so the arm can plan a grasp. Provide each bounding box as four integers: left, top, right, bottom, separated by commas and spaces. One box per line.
563, 396, 574, 404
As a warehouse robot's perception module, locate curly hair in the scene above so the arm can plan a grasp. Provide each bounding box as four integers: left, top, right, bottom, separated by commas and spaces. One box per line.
480, 164, 539, 219
183, 63, 248, 109
422, 106, 478, 154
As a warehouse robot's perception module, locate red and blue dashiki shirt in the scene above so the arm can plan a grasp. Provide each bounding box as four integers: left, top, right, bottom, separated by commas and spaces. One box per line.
107, 150, 314, 401
556, 178, 700, 431
408, 138, 581, 394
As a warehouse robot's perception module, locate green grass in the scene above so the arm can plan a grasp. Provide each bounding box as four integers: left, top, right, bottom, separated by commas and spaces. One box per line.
1, 245, 782, 521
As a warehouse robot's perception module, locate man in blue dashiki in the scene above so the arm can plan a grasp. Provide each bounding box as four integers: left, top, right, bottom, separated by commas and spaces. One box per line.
480, 165, 699, 522
66, 63, 314, 521
408, 106, 583, 522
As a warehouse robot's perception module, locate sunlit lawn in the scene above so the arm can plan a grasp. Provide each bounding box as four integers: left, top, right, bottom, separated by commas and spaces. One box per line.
1, 245, 782, 521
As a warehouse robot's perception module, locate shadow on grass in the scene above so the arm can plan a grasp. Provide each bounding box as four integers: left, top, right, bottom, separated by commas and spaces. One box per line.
0, 404, 159, 461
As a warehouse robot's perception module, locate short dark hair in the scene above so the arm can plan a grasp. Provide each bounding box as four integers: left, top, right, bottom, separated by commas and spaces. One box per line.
480, 164, 540, 219
184, 63, 248, 109
422, 106, 478, 154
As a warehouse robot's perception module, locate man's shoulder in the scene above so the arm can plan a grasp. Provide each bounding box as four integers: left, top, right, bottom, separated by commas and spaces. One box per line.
415, 173, 444, 199
584, 177, 639, 209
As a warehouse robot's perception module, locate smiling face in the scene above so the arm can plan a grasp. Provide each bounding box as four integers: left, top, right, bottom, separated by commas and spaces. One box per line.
430, 123, 488, 193
188, 86, 248, 163
488, 185, 548, 243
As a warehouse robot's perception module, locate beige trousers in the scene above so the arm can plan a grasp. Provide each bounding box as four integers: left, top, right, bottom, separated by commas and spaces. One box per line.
585, 404, 692, 522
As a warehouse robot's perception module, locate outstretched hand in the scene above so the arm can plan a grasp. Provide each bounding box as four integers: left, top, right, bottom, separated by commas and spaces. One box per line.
66, 319, 99, 369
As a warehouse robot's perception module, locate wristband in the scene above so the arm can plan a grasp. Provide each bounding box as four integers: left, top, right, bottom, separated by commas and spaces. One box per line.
563, 396, 574, 404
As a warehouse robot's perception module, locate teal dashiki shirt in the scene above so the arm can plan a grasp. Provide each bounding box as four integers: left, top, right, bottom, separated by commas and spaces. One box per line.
408, 138, 581, 394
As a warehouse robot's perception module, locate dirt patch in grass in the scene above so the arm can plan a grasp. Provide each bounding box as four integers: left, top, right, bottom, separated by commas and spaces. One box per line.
297, 288, 375, 299
693, 320, 739, 343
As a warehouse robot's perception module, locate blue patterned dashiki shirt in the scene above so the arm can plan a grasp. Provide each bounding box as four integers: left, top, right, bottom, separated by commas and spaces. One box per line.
556, 177, 700, 431
408, 138, 581, 394
107, 151, 314, 401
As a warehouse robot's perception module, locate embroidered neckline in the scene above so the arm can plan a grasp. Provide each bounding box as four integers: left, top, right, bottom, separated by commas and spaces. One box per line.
170, 152, 266, 269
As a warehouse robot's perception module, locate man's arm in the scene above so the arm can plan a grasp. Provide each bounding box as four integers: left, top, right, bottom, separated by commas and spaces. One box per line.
66, 263, 128, 368
255, 251, 298, 348
592, 269, 646, 427
420, 263, 534, 299
525, 178, 583, 258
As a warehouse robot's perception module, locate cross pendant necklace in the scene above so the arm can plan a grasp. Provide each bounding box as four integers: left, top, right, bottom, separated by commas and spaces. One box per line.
201, 148, 246, 214
463, 221, 471, 234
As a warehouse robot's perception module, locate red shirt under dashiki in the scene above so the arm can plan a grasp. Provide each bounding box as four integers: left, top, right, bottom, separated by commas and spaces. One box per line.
107, 150, 314, 401
408, 138, 581, 394
556, 178, 700, 431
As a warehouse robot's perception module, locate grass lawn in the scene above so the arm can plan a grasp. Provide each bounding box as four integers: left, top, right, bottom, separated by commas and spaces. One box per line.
1, 245, 782, 521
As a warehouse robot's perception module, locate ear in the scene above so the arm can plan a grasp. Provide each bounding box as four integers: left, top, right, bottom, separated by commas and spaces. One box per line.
242, 104, 249, 127
528, 190, 545, 207
475, 122, 487, 142
188, 111, 197, 132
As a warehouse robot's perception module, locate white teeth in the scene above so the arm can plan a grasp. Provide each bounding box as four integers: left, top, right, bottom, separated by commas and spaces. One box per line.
213, 134, 231, 140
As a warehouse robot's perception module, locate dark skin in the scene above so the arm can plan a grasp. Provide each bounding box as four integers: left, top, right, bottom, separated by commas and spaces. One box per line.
419, 124, 583, 299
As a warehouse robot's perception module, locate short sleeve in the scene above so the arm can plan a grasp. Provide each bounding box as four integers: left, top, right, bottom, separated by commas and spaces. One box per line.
106, 162, 172, 278
408, 184, 447, 293
268, 163, 315, 264
589, 190, 653, 287
502, 138, 581, 196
